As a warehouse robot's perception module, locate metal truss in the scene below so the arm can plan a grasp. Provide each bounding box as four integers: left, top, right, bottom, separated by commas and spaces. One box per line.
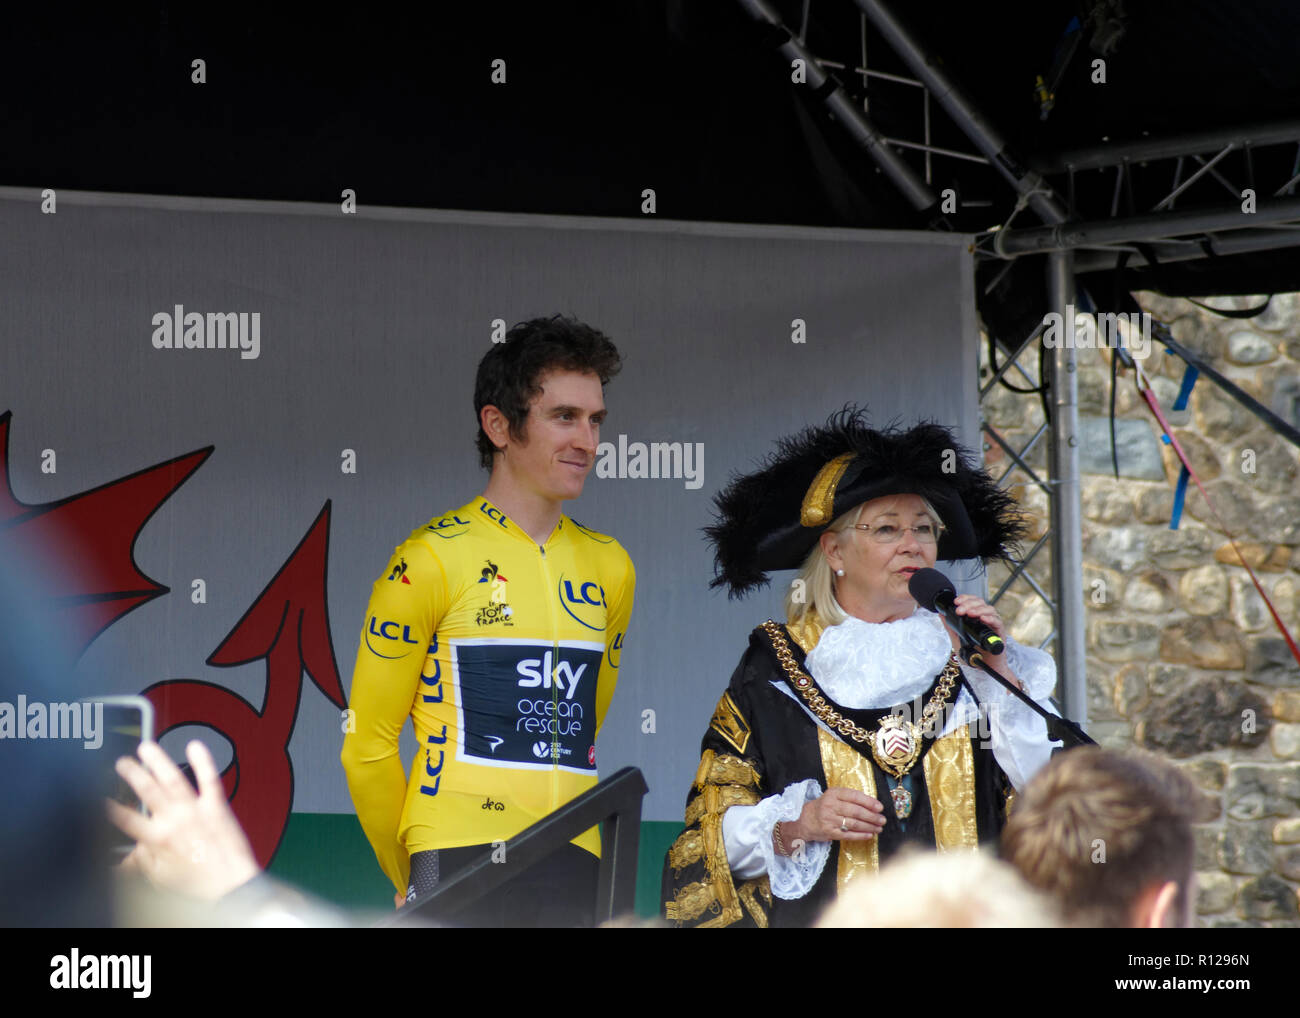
1030, 120, 1300, 203
794, 5, 991, 187
1003, 126, 1300, 270
978, 322, 1059, 650
736, 0, 1300, 726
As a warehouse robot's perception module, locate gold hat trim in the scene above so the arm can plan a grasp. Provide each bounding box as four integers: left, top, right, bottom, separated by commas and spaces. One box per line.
800, 452, 856, 528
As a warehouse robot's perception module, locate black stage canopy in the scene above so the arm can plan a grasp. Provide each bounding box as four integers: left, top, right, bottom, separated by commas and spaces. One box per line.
7, 2, 1300, 322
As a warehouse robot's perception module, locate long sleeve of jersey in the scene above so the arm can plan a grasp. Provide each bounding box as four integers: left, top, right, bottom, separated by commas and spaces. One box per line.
595, 556, 635, 728
341, 542, 448, 894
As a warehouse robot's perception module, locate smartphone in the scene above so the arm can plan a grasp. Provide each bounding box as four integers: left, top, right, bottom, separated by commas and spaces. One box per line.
85, 695, 154, 858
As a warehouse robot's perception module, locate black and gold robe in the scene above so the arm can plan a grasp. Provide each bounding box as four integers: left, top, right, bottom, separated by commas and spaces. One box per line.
662, 614, 1015, 928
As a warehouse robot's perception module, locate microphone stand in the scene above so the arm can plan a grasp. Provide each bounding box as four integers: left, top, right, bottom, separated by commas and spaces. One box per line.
954, 631, 1096, 748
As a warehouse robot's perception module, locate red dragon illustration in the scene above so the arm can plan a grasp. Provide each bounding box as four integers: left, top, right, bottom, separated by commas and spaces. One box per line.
0, 410, 211, 654
142, 503, 347, 866
0, 410, 346, 868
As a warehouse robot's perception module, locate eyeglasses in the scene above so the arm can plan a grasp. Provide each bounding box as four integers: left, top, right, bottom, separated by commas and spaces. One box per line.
850, 522, 944, 545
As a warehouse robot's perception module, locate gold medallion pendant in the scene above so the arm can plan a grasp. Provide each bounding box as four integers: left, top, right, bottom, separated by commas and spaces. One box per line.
889, 782, 913, 819
871, 715, 922, 819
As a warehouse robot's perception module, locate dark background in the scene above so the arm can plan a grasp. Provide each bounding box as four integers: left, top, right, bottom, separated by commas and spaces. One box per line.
7, 1, 1300, 308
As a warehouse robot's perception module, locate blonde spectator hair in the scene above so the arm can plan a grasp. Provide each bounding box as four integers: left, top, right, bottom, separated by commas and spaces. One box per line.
815, 848, 1060, 928
784, 496, 944, 626
999, 747, 1198, 928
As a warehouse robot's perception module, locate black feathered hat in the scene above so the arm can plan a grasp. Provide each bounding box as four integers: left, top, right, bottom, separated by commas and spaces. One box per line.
706, 407, 1026, 598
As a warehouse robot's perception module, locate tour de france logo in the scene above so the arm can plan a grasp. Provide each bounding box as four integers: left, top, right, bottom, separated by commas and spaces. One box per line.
475, 560, 514, 627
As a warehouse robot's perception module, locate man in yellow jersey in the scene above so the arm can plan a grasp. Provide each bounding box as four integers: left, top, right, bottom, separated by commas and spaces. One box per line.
341, 315, 635, 926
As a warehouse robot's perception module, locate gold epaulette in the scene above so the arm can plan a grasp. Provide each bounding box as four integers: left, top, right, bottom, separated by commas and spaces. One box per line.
709, 694, 752, 754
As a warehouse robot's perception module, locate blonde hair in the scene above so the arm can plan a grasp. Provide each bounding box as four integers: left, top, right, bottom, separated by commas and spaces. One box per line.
815, 848, 1061, 928
784, 495, 944, 625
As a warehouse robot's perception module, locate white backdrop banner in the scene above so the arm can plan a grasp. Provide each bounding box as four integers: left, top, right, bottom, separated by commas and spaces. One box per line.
0, 191, 978, 859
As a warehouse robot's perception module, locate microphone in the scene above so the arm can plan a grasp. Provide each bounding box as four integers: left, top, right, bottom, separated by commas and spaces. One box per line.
907, 568, 1005, 657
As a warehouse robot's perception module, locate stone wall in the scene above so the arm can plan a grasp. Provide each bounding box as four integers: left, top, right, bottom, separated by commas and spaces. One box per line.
981, 291, 1300, 927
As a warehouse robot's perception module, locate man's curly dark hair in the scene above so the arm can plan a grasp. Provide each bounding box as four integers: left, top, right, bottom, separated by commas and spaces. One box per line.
473, 315, 623, 470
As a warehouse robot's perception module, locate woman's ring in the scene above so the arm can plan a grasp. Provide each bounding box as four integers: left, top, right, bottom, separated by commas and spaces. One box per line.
840, 818, 849, 832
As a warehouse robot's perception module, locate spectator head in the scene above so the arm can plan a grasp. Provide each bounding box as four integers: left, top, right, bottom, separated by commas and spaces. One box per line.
815, 848, 1061, 928
999, 747, 1197, 928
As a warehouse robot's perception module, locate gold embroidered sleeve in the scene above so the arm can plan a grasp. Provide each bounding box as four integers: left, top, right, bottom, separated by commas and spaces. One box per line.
664, 694, 768, 928
667, 828, 703, 871
683, 782, 761, 826
737, 877, 772, 928
695, 750, 762, 790
664, 881, 718, 924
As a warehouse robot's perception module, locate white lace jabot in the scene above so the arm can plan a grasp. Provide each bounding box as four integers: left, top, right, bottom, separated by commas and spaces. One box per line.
803, 607, 955, 709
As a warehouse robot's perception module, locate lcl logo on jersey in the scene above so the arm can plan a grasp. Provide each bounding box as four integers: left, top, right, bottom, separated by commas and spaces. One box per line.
606, 631, 624, 669
558, 575, 606, 631
364, 616, 421, 659
478, 501, 509, 528
426, 514, 470, 539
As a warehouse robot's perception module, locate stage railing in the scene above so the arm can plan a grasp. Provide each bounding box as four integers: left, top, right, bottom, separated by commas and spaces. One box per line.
377, 765, 648, 926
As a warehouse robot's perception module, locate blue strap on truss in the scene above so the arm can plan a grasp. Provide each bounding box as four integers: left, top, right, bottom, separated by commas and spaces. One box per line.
1164, 361, 1199, 529
1172, 362, 1199, 411
1169, 465, 1190, 530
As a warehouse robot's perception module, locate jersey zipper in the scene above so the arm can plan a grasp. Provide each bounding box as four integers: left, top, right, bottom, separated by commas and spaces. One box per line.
536, 540, 561, 811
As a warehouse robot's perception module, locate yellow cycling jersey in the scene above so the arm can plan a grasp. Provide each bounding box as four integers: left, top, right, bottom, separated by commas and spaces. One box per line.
341, 496, 635, 894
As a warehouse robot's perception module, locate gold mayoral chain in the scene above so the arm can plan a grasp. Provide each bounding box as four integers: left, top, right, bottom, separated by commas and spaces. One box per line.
759, 620, 960, 820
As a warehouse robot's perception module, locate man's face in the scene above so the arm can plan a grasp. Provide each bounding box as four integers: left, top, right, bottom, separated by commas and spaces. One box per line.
500, 369, 606, 503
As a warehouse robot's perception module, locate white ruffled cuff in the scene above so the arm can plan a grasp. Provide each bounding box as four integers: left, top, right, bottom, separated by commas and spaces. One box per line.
721, 778, 831, 899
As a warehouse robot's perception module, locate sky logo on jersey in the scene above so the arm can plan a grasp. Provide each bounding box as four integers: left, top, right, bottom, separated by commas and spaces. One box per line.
426, 514, 470, 539
516, 650, 588, 698
364, 616, 421, 659
558, 575, 606, 631
455, 641, 602, 770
